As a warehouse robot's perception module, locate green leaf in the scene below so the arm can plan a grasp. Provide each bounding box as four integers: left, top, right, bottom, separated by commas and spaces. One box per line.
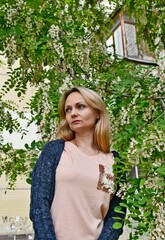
138, 199, 146, 205
139, 222, 147, 229
24, 143, 29, 149
143, 211, 151, 217
113, 222, 123, 229
140, 179, 145, 187
127, 187, 135, 194
157, 180, 165, 187
31, 140, 36, 149
156, 164, 165, 176
16, 149, 25, 154
114, 209, 126, 214
26, 178, 32, 185
128, 214, 139, 220
120, 202, 128, 208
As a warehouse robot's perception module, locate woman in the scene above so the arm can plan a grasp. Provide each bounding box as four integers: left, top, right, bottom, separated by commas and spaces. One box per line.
30, 86, 126, 240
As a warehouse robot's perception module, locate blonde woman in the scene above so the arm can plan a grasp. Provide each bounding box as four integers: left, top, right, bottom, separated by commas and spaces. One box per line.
30, 86, 126, 240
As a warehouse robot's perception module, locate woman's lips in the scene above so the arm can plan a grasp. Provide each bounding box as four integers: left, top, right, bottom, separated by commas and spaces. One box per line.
72, 120, 81, 124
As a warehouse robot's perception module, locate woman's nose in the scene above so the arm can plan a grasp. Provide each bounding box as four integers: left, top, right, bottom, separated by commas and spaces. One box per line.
71, 108, 77, 117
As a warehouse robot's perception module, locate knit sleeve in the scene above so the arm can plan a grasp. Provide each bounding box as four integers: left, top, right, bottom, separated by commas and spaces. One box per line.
98, 151, 126, 240
98, 194, 126, 240
30, 140, 64, 240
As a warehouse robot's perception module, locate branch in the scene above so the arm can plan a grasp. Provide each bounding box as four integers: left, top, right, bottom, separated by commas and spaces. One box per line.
160, 99, 165, 119
151, 96, 165, 119
152, 96, 165, 100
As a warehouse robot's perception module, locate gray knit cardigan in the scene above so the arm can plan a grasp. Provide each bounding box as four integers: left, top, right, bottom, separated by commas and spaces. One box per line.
30, 139, 126, 240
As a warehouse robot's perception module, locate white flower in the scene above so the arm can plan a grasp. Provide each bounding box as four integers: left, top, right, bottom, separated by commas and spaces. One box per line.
43, 78, 50, 85
155, 36, 160, 45
43, 65, 50, 72
48, 25, 60, 39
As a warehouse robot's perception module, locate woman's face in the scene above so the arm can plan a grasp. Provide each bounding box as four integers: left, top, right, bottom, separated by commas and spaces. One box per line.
64, 91, 99, 134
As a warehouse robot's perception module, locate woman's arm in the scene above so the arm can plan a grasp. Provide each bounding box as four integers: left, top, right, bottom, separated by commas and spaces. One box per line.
98, 193, 126, 240
30, 140, 64, 240
98, 151, 126, 240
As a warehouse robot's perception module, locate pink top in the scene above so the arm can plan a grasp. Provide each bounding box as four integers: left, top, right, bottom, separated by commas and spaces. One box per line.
50, 141, 114, 240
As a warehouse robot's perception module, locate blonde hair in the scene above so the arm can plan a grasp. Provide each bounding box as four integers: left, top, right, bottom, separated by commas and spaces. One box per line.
56, 86, 111, 153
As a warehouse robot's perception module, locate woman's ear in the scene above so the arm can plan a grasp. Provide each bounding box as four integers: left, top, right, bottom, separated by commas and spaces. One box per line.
96, 115, 100, 123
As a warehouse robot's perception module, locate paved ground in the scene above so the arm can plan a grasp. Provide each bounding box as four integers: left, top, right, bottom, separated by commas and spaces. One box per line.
0, 235, 33, 240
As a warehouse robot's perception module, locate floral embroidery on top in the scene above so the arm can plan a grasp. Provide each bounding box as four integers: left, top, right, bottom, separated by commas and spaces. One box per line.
97, 164, 116, 194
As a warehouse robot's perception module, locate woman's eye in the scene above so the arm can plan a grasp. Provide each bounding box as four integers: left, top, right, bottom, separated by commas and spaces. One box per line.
65, 108, 71, 113
78, 104, 85, 109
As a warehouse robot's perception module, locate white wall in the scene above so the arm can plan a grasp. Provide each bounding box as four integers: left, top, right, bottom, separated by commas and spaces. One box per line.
0, 55, 39, 149
0, 55, 36, 236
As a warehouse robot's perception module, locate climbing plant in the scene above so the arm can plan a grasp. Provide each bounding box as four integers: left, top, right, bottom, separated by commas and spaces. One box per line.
0, 0, 164, 239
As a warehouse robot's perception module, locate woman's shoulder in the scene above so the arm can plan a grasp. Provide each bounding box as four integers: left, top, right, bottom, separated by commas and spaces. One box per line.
43, 139, 65, 151
34, 139, 65, 168
111, 150, 121, 158
36, 139, 65, 161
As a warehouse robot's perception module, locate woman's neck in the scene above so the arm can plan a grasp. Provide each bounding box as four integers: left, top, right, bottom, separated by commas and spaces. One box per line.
72, 134, 99, 156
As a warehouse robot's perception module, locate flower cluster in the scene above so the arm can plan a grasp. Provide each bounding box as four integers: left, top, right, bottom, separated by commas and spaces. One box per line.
47, 25, 64, 58
116, 182, 131, 199
72, 37, 90, 71
5, 37, 17, 65
37, 79, 51, 140
48, 25, 60, 40
3, 0, 25, 26
59, 76, 73, 94
120, 107, 130, 125
148, 202, 165, 240
25, 9, 34, 31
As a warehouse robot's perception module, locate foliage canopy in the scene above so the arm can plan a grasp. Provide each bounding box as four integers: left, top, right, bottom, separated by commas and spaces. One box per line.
0, 0, 164, 239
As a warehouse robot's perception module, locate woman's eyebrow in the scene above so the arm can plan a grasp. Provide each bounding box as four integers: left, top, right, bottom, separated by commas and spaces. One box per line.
75, 101, 86, 105
65, 101, 86, 107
